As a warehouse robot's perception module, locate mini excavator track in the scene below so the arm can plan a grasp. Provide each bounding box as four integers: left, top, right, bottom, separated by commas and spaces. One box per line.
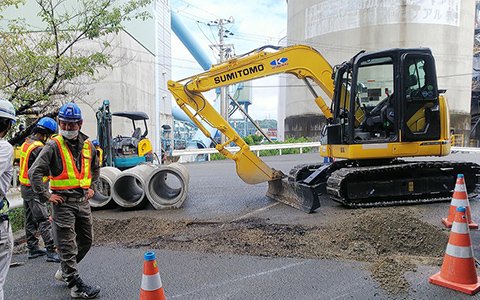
267, 160, 480, 212
327, 160, 480, 208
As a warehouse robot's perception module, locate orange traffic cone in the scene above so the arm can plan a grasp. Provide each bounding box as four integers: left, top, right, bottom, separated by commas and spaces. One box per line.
430, 206, 480, 295
140, 252, 166, 300
442, 174, 478, 229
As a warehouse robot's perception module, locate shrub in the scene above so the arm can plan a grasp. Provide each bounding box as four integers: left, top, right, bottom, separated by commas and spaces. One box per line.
210, 135, 314, 160
9, 208, 25, 233
210, 153, 227, 161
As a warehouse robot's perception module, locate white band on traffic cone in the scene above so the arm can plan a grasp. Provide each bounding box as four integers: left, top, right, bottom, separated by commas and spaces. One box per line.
454, 183, 467, 192
450, 198, 469, 207
141, 274, 163, 291
445, 244, 474, 259
451, 221, 470, 234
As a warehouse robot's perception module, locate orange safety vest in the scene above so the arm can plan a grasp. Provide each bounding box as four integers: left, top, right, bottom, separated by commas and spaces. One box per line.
19, 139, 48, 186
50, 135, 92, 190
97, 147, 103, 166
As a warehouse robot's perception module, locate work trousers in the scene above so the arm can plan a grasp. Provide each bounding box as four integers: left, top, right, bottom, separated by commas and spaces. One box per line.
52, 200, 93, 285
21, 185, 55, 251
0, 220, 13, 300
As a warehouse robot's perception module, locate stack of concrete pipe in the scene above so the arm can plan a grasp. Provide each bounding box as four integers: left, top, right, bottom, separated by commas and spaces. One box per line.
89, 167, 122, 208
92, 163, 189, 210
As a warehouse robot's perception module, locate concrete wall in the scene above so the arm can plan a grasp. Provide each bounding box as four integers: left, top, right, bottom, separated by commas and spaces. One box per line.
154, 0, 173, 152
78, 30, 159, 147
277, 36, 288, 142
286, 0, 476, 139
80, 1, 173, 154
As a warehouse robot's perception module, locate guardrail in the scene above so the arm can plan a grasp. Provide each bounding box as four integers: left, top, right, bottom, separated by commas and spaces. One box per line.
172, 142, 322, 161
172, 144, 476, 159
451, 146, 480, 153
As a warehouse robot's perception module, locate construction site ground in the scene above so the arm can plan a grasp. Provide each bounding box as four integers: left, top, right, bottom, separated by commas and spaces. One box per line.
6, 152, 480, 299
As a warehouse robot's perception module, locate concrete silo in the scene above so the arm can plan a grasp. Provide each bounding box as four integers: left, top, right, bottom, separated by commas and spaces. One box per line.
285, 0, 476, 141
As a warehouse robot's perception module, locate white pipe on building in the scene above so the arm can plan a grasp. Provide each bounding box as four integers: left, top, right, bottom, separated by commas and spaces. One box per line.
154, 1, 161, 158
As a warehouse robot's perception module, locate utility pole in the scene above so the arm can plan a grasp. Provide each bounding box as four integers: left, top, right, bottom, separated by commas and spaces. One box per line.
208, 17, 235, 144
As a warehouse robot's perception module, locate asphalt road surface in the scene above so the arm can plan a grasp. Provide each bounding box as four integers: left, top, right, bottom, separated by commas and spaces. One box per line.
5, 152, 480, 299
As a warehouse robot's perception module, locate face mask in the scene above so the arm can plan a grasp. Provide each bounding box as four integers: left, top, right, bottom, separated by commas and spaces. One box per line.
59, 129, 78, 140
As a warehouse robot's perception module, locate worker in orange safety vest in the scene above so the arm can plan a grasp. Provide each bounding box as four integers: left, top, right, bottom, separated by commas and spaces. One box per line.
28, 103, 101, 299
91, 140, 103, 167
19, 117, 60, 262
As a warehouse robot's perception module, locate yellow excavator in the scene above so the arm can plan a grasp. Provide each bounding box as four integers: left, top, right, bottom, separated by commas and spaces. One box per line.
168, 45, 479, 212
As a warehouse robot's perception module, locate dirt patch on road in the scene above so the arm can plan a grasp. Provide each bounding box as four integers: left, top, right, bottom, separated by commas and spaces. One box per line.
92, 208, 449, 295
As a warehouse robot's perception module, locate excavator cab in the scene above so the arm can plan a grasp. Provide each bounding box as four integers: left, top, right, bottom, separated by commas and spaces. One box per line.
323, 48, 446, 159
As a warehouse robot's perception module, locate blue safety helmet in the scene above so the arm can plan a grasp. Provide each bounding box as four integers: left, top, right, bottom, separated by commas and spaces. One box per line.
58, 102, 82, 122
36, 117, 57, 133
92, 139, 99, 146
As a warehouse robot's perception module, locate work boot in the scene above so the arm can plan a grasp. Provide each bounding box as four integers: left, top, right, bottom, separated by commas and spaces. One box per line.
28, 245, 47, 259
54, 269, 67, 283
46, 250, 60, 262
70, 277, 100, 299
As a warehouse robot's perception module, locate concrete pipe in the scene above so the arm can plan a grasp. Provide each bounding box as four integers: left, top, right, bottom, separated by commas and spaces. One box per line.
90, 167, 121, 209
112, 163, 156, 209
146, 163, 190, 209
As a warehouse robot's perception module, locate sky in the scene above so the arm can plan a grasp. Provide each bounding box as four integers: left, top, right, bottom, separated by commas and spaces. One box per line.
170, 0, 288, 120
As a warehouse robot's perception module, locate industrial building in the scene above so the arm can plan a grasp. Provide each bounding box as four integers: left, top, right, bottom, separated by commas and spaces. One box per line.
2, 0, 173, 154
284, 0, 476, 143
76, 1, 172, 154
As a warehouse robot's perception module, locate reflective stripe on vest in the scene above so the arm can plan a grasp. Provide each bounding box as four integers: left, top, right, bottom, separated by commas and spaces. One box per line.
19, 139, 48, 186
97, 148, 103, 165
0, 198, 8, 214
50, 136, 92, 190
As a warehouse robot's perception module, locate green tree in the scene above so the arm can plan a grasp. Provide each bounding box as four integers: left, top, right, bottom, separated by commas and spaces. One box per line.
0, 0, 151, 144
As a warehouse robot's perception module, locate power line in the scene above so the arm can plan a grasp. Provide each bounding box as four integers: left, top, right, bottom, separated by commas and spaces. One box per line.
175, 0, 221, 20
195, 21, 216, 47
170, 6, 211, 24
95, 47, 477, 82
170, 10, 363, 54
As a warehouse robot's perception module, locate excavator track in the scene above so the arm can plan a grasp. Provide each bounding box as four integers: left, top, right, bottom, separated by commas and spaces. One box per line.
267, 160, 480, 212
326, 160, 480, 208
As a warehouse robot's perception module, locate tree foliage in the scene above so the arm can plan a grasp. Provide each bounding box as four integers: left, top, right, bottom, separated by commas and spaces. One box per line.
0, 0, 151, 144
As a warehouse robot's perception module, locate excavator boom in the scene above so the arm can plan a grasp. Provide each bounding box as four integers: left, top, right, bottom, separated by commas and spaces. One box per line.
168, 45, 335, 185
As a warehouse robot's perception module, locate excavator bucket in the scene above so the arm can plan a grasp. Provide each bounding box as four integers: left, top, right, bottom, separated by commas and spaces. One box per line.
233, 148, 284, 184
266, 178, 325, 213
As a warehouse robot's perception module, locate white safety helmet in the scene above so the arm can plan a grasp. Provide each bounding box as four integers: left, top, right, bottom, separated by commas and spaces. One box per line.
0, 99, 16, 123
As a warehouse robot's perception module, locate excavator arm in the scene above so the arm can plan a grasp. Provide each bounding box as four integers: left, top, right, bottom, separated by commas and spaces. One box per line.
168, 45, 335, 185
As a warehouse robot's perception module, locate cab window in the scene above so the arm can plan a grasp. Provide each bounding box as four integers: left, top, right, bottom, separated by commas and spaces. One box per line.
354, 56, 395, 142
402, 54, 440, 141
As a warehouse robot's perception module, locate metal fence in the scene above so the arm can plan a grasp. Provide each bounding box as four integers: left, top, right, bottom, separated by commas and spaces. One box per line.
172, 142, 322, 161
